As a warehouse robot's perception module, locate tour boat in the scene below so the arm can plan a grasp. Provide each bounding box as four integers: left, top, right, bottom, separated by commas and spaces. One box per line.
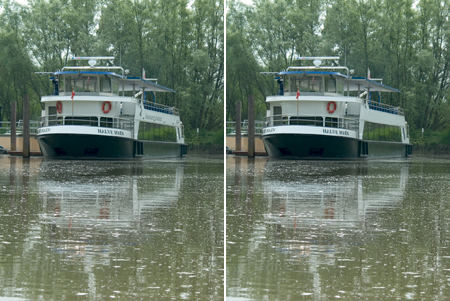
36, 56, 187, 159
261, 56, 412, 159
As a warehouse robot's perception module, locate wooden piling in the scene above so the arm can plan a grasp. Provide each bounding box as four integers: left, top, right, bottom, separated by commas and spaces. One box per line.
247, 95, 255, 158
10, 101, 16, 152
22, 95, 30, 158
236, 101, 241, 152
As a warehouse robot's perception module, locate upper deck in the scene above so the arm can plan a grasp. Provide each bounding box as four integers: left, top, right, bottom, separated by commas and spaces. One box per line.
50, 70, 175, 97
265, 57, 402, 118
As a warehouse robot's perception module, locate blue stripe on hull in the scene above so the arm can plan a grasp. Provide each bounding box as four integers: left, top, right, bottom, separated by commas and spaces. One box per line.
263, 134, 410, 159
38, 134, 186, 159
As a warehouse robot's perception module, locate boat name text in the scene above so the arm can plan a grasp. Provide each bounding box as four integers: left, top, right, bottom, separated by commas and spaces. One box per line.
98, 129, 125, 136
38, 128, 51, 134
263, 128, 276, 134
145, 114, 163, 122
323, 129, 350, 136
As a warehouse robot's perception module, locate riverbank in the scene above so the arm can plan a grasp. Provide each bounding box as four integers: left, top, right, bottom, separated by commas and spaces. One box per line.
410, 128, 450, 154
185, 128, 223, 154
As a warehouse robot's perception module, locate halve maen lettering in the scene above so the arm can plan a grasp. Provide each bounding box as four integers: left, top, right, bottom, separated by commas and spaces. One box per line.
98, 129, 125, 136
323, 129, 349, 136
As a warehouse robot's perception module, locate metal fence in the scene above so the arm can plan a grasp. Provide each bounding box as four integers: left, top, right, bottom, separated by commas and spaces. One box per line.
0, 120, 40, 135
226, 120, 265, 135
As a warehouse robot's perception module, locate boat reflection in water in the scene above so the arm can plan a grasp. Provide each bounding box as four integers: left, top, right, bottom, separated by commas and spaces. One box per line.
37, 161, 184, 256
262, 160, 409, 261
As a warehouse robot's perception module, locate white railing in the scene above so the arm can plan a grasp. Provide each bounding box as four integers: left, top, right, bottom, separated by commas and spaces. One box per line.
0, 120, 40, 134
226, 120, 265, 135
368, 101, 404, 115
39, 114, 135, 133
143, 101, 179, 116
264, 114, 360, 132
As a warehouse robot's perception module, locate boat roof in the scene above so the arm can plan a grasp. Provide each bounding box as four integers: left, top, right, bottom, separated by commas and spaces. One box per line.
278, 70, 400, 93
53, 71, 175, 93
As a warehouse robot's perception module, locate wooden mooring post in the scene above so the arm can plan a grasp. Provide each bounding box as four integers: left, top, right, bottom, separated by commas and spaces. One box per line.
10, 101, 16, 152
247, 95, 255, 158
22, 95, 30, 158
235, 101, 241, 152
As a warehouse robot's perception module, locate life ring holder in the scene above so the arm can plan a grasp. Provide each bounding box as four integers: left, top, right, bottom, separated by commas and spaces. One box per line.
56, 101, 62, 114
102, 101, 112, 114
327, 101, 336, 114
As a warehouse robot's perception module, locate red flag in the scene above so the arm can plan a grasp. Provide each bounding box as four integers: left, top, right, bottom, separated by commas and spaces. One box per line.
71, 88, 75, 100
296, 88, 300, 99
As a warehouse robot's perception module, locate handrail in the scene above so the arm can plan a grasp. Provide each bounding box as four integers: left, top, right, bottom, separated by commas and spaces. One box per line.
143, 101, 179, 116
0, 120, 40, 134
39, 114, 135, 134
368, 101, 404, 115
61, 66, 125, 78
226, 120, 265, 135
263, 114, 360, 133
286, 66, 350, 77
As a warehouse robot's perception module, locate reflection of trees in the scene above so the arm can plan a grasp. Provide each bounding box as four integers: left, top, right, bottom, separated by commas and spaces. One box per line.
0, 158, 223, 300
227, 159, 450, 300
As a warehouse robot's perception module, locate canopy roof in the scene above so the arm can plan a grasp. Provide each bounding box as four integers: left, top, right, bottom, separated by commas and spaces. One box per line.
277, 70, 400, 93
52, 71, 175, 93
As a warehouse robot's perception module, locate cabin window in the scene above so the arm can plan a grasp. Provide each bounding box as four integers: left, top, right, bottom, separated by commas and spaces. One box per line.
336, 78, 345, 95
138, 123, 177, 142
101, 77, 111, 93
49, 106, 57, 116
48, 106, 58, 125
112, 79, 119, 95
289, 76, 298, 93
283, 76, 289, 94
290, 116, 323, 126
325, 117, 339, 128
58, 77, 64, 93
310, 76, 323, 92
65, 116, 98, 126
363, 122, 402, 142
63, 76, 98, 93
325, 77, 336, 93
83, 76, 97, 92
100, 117, 114, 128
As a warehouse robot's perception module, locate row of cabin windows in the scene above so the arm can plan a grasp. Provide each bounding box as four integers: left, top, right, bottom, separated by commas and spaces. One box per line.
59, 76, 119, 94
138, 122, 177, 142
363, 122, 403, 142
285, 75, 345, 94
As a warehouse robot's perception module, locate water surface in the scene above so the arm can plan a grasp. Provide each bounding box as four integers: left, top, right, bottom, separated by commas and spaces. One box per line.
226, 155, 450, 300
0, 155, 223, 300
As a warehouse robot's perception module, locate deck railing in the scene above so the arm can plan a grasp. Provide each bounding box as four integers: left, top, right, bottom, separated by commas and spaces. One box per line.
0, 120, 40, 134
143, 101, 179, 115
368, 101, 404, 115
264, 115, 360, 133
39, 114, 135, 133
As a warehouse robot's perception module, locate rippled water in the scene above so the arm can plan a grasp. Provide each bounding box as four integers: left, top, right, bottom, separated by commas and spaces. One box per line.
226, 155, 450, 300
0, 155, 223, 301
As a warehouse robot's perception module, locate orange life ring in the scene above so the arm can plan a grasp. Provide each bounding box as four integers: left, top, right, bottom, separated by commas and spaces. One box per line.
56, 101, 62, 114
327, 101, 336, 114
102, 101, 111, 114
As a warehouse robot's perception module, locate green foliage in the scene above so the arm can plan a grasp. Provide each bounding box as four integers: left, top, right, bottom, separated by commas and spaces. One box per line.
184, 128, 223, 153
0, 0, 223, 134
226, 0, 450, 141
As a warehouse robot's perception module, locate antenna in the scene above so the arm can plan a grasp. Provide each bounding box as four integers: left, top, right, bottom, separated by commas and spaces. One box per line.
70, 56, 115, 60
